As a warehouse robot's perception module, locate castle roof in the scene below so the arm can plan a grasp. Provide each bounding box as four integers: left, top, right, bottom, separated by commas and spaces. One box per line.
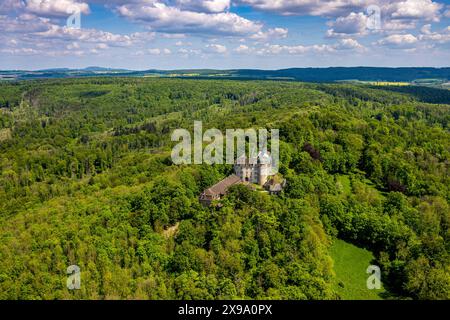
203, 174, 241, 196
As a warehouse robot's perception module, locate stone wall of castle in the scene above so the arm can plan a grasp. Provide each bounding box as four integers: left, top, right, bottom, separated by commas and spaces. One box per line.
234, 162, 271, 186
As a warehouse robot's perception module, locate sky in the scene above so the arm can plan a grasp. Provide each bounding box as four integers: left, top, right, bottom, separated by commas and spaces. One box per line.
0, 0, 449, 70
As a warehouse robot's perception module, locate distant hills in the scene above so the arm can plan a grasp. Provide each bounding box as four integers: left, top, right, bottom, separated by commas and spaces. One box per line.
1, 67, 450, 83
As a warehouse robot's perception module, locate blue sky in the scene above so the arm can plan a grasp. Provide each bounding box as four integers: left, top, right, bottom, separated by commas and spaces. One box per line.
0, 0, 449, 70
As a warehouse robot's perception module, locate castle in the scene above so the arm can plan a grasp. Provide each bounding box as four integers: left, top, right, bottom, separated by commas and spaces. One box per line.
199, 152, 277, 206
234, 151, 272, 186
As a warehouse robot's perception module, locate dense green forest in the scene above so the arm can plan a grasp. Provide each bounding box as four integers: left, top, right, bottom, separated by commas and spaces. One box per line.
4, 67, 450, 82
0, 78, 449, 300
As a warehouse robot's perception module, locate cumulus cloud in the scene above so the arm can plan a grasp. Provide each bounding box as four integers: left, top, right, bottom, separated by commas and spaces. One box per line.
0, 0, 23, 14
375, 34, 419, 47
335, 38, 366, 51
159, 33, 187, 39
95, 43, 109, 50
205, 43, 227, 53
0, 44, 88, 57
418, 25, 450, 43
0, 47, 41, 55
325, 0, 445, 36
255, 38, 366, 56
233, 44, 252, 53
0, 14, 53, 34
1, 0, 448, 66
241, 0, 445, 38
0, 9, 158, 59
35, 25, 153, 47
117, 2, 262, 36
257, 44, 329, 55
382, 19, 417, 31
147, 48, 172, 55
67, 42, 80, 50
175, 0, 230, 13
178, 47, 201, 55
421, 24, 433, 34
175, 40, 192, 46
250, 28, 288, 41
239, 0, 444, 20
237, 0, 373, 17
372, 24, 450, 50
327, 12, 368, 37
386, 0, 443, 22
25, 0, 90, 17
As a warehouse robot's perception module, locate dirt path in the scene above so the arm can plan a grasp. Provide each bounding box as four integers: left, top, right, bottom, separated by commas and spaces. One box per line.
162, 222, 180, 238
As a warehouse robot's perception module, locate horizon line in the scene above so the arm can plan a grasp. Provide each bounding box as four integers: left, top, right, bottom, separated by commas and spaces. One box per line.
2, 66, 450, 72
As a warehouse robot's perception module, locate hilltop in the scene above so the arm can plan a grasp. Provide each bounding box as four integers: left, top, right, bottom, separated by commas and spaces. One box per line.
1, 67, 450, 84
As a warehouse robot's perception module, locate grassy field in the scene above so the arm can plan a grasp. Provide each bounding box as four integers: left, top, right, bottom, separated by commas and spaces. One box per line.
367, 81, 410, 86
330, 239, 387, 300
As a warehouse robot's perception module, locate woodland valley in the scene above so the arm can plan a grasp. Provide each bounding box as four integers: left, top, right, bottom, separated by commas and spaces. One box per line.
0, 78, 449, 300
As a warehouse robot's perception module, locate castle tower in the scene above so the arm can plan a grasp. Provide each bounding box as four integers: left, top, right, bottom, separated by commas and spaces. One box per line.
257, 151, 272, 185
234, 151, 273, 186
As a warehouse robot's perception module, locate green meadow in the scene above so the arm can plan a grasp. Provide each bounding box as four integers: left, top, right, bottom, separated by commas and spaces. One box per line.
331, 240, 387, 300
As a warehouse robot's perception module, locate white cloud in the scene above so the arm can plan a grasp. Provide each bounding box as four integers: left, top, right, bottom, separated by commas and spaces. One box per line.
250, 27, 288, 41
233, 44, 252, 53
1, 0, 448, 67
386, 0, 443, 22
257, 43, 335, 55
66, 42, 80, 49
148, 48, 161, 55
159, 33, 187, 39
146, 47, 172, 55
25, 0, 90, 17
95, 43, 109, 50
175, 40, 192, 46
421, 24, 433, 34
382, 19, 417, 31
327, 12, 368, 37
325, 0, 445, 36
371, 24, 450, 50
376, 34, 418, 47
239, 0, 445, 20
205, 43, 227, 53
256, 38, 366, 56
178, 48, 201, 55
117, 2, 262, 36
418, 25, 450, 43
35, 25, 153, 47
0, 10, 160, 60
0, 0, 23, 14
176, 0, 230, 13
240, 0, 445, 38
1, 47, 41, 55
237, 0, 371, 16
0, 14, 53, 34
8, 39, 18, 46
335, 38, 366, 51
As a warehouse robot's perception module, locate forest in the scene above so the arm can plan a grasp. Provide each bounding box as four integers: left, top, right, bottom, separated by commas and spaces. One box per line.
0, 78, 449, 300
